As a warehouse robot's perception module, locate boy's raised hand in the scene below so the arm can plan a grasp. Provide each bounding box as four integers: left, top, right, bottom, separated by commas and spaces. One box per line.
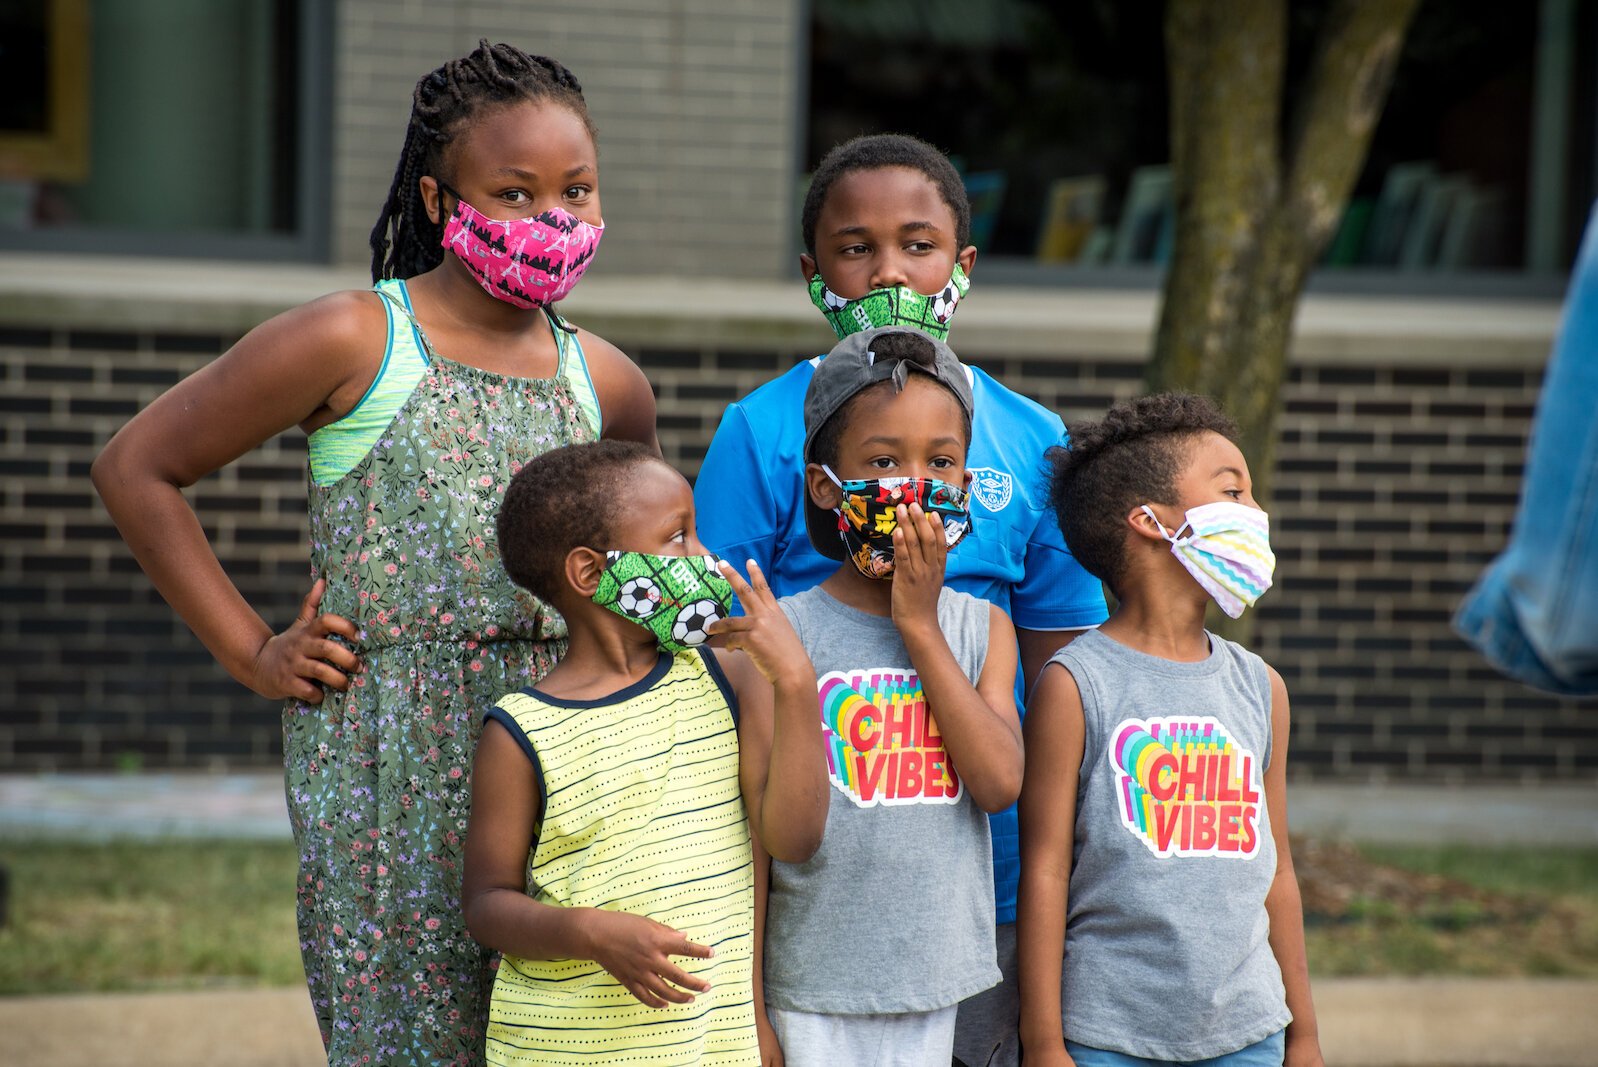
889, 502, 946, 630
583, 908, 714, 1009
707, 560, 814, 690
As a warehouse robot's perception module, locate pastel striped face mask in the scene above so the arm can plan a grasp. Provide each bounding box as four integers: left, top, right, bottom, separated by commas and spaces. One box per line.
1142, 501, 1275, 619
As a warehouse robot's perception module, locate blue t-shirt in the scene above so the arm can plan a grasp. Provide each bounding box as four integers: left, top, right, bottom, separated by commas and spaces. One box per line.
695, 357, 1109, 922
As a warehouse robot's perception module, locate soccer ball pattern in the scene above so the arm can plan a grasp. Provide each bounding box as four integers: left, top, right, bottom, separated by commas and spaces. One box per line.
671, 598, 723, 648
594, 551, 733, 651
615, 576, 661, 619
929, 282, 961, 323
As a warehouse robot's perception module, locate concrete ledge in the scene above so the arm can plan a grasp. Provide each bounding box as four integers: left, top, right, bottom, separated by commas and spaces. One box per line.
0, 253, 1560, 365
1288, 783, 1598, 848
0, 979, 1593, 1067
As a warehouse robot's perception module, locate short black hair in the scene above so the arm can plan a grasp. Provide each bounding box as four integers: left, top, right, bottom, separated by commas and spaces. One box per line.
369, 40, 595, 283
1047, 393, 1239, 596
801, 133, 971, 255
806, 331, 972, 468
498, 440, 665, 604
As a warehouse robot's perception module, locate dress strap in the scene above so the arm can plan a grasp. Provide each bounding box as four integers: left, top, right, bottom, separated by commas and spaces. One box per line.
375, 279, 435, 365
545, 307, 602, 438
306, 279, 430, 486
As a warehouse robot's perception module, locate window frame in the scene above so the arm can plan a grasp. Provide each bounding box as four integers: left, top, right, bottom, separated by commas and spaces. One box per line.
0, 0, 335, 264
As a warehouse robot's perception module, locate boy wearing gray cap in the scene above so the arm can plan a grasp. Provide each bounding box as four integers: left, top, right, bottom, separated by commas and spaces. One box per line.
754, 327, 1024, 1066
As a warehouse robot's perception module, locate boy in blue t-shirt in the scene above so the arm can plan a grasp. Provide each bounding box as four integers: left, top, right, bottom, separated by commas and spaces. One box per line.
695, 132, 1109, 1066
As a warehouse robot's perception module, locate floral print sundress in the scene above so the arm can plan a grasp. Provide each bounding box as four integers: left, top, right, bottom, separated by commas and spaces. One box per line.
285, 278, 595, 1065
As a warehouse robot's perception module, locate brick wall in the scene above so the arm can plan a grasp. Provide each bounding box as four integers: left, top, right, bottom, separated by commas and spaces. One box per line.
0, 324, 303, 768
3, 289, 1593, 778
332, 0, 803, 278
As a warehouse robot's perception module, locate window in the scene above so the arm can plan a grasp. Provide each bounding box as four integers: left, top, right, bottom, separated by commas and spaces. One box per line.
0, 0, 331, 261
807, 0, 1591, 292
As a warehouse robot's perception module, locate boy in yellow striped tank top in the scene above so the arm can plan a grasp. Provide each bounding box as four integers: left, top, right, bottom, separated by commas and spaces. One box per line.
464, 440, 830, 1066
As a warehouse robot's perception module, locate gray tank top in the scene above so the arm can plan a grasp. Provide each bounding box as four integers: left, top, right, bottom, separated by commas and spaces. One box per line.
764, 586, 1000, 1014
1051, 628, 1290, 1060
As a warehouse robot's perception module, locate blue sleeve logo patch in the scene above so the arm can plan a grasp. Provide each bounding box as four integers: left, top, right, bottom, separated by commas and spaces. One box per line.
968, 467, 1014, 512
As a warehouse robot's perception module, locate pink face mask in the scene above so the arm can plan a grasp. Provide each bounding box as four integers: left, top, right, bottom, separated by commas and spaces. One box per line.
437, 182, 604, 309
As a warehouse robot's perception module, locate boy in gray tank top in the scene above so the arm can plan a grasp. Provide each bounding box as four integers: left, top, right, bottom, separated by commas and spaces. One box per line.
1016, 395, 1323, 1067
753, 327, 1024, 1067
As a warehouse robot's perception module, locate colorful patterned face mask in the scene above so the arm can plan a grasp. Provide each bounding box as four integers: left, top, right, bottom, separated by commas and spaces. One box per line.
824, 467, 972, 580
438, 182, 603, 309
808, 263, 971, 342
1142, 502, 1275, 619
592, 550, 732, 652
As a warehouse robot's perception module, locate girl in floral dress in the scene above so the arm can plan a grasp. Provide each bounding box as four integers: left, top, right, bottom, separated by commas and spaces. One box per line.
93, 42, 657, 1066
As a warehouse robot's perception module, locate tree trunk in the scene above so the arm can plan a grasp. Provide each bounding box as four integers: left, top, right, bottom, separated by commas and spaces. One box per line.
1147, 0, 1420, 637
1148, 0, 1421, 502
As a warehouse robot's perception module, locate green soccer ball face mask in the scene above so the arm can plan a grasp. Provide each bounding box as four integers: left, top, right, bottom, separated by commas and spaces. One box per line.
807, 263, 970, 342
592, 550, 734, 652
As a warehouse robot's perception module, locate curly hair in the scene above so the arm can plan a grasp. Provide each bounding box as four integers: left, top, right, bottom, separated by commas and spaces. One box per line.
801, 133, 971, 255
497, 440, 666, 605
1047, 393, 1239, 596
368, 40, 594, 283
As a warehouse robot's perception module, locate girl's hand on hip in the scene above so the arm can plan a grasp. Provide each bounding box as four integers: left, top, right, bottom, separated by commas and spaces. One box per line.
251, 578, 360, 702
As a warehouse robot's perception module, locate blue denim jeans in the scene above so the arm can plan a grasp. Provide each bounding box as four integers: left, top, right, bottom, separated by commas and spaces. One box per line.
1454, 200, 1598, 696
1064, 1028, 1285, 1067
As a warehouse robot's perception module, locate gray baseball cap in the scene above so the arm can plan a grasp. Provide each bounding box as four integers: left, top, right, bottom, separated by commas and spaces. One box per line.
801, 326, 975, 559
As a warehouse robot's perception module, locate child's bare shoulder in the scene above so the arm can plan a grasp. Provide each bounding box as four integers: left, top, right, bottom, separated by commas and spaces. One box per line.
227, 288, 389, 377
289, 288, 390, 353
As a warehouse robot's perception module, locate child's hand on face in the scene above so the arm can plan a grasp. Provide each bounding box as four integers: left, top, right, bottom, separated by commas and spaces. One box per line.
583, 908, 713, 1008
888, 502, 946, 632
707, 560, 815, 693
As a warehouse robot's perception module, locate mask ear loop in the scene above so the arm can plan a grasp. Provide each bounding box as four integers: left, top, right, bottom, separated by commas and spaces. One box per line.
820, 465, 853, 545
1141, 505, 1193, 545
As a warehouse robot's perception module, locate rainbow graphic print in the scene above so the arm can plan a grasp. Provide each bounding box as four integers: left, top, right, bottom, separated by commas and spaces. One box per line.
817, 667, 961, 808
1110, 715, 1262, 859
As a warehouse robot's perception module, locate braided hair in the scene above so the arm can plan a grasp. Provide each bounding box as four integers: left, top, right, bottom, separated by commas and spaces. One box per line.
369, 40, 594, 282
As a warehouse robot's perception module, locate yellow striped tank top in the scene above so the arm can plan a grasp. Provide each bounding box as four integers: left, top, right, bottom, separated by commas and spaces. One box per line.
483, 650, 759, 1066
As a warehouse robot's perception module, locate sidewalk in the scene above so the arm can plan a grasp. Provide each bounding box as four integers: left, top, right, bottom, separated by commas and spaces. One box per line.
0, 979, 1593, 1067
4, 772, 1596, 845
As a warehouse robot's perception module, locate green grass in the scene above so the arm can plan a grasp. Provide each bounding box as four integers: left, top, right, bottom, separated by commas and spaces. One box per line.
0, 839, 304, 995
1356, 844, 1598, 900
2, 839, 1595, 994
1303, 844, 1598, 979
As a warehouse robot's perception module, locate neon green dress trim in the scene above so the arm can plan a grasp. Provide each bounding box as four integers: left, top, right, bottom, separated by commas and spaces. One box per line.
308, 279, 601, 486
